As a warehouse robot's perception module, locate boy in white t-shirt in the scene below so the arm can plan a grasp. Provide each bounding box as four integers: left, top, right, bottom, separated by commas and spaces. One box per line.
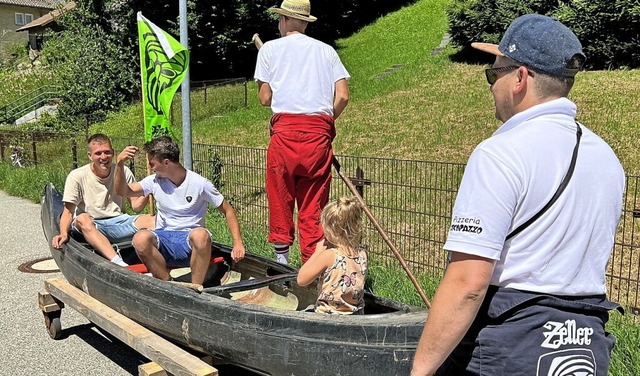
115, 136, 245, 285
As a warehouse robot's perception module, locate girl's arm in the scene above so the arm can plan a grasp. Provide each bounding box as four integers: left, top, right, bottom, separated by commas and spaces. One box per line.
297, 242, 335, 286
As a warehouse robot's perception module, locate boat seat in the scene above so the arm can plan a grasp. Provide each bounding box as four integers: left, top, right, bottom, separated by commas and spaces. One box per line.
202, 272, 298, 295
126, 256, 226, 274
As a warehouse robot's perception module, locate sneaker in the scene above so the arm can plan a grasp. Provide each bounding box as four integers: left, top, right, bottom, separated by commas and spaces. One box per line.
110, 254, 129, 267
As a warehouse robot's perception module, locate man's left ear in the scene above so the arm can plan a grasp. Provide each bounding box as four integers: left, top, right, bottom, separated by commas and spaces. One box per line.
513, 67, 529, 94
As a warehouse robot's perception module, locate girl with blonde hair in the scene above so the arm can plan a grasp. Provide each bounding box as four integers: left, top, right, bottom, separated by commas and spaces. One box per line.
297, 196, 368, 314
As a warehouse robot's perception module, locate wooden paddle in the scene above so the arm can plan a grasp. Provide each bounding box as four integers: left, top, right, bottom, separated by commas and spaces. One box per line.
332, 156, 431, 308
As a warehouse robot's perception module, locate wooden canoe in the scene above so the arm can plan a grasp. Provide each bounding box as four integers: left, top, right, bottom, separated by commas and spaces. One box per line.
40, 183, 426, 375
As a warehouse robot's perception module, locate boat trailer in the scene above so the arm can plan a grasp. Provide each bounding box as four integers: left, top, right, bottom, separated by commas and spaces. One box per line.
38, 277, 218, 376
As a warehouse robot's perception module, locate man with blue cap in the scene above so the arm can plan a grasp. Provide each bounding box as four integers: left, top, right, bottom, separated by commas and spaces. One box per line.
411, 14, 625, 375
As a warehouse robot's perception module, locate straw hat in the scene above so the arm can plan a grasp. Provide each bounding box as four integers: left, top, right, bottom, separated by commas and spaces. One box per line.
268, 0, 317, 22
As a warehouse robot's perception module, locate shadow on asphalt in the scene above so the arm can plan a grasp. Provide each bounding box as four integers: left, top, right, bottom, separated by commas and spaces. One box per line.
61, 323, 146, 374
59, 322, 261, 375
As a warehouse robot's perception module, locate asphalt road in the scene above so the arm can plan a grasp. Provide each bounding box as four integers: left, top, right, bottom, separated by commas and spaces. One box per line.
0, 190, 257, 376
0, 190, 150, 375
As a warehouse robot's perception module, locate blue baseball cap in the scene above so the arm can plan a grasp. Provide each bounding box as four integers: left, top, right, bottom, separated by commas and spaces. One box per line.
472, 14, 585, 77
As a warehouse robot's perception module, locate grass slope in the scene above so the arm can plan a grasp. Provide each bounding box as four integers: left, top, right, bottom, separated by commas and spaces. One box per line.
95, 0, 640, 176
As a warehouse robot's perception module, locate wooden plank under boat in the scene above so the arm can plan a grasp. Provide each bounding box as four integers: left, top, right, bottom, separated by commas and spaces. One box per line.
40, 183, 427, 375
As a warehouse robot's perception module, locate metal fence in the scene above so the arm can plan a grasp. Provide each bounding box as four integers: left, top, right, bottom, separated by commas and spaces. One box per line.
187, 144, 640, 314
1, 133, 638, 314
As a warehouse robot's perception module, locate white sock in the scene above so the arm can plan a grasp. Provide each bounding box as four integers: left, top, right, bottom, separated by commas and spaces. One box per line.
275, 245, 289, 265
111, 254, 128, 267
275, 252, 289, 265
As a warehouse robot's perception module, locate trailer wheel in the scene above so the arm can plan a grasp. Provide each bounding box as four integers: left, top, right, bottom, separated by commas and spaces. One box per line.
44, 310, 62, 340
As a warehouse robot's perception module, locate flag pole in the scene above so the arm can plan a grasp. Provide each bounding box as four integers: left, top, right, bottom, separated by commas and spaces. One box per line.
139, 76, 155, 217
179, 0, 192, 170
137, 16, 155, 216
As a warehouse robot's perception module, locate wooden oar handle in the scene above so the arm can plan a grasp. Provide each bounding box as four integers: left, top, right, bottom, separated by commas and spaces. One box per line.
332, 156, 432, 308
252, 33, 263, 50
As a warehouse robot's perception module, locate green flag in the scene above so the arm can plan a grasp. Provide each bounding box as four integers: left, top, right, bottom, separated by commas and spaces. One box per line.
137, 12, 189, 142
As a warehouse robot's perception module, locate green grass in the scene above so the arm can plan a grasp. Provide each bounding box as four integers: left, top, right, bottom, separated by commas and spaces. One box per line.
0, 0, 638, 373
0, 68, 54, 110
0, 163, 66, 202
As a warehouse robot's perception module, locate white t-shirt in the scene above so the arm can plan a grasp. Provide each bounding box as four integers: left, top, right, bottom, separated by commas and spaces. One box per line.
254, 33, 350, 116
139, 170, 224, 231
444, 98, 625, 295
62, 164, 136, 219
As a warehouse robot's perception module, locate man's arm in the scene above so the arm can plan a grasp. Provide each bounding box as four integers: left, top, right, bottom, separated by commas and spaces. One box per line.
257, 80, 272, 107
333, 78, 349, 120
411, 252, 495, 376
216, 200, 245, 262
128, 194, 149, 213
52, 202, 76, 249
115, 146, 145, 198
297, 241, 334, 286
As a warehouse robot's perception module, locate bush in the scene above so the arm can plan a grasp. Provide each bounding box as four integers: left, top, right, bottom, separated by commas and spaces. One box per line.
41, 1, 138, 128
554, 1, 640, 70
0, 41, 28, 70
447, 0, 640, 70
447, 0, 557, 46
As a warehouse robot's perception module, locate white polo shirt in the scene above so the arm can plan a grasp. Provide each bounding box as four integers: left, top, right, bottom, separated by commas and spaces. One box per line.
444, 98, 625, 295
139, 170, 224, 231
254, 33, 350, 116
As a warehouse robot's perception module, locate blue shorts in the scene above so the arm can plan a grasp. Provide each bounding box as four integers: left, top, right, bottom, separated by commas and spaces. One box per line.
72, 214, 139, 243
151, 229, 212, 267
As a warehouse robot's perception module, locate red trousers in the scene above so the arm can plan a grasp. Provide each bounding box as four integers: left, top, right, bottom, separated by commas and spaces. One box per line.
266, 113, 335, 262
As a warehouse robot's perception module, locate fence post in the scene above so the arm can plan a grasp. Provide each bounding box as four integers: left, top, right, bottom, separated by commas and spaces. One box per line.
354, 166, 371, 197
71, 139, 78, 169
0, 138, 5, 161
244, 80, 248, 108
204, 83, 207, 104
31, 133, 38, 167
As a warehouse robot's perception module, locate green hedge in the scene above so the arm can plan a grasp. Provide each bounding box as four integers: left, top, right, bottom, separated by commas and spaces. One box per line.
447, 0, 640, 70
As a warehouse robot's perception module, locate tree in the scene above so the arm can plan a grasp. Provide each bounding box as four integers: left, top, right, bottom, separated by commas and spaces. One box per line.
42, 1, 140, 127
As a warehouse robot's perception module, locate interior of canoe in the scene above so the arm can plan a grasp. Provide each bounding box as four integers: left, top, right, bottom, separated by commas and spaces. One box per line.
80, 238, 413, 315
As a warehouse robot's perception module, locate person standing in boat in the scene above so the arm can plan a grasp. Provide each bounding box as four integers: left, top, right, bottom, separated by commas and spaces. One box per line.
411, 14, 625, 376
114, 136, 245, 285
254, 0, 350, 265
51, 133, 154, 267
297, 197, 367, 314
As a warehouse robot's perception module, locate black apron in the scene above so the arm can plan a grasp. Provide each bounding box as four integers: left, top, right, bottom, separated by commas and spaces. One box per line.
437, 286, 623, 376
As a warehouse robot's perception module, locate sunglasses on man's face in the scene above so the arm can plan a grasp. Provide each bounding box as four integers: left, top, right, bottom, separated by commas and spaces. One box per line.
484, 66, 519, 85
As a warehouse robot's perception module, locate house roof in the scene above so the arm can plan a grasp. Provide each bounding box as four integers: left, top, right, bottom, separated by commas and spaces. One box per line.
0, 0, 64, 9
16, 1, 74, 31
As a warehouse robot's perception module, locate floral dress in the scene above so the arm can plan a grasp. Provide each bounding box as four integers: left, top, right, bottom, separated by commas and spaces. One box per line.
315, 247, 368, 314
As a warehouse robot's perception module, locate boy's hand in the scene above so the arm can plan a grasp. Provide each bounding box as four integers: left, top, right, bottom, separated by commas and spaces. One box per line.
117, 146, 138, 164
231, 244, 246, 262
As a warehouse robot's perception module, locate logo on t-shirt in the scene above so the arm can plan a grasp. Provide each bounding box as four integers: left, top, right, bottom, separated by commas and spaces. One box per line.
541, 319, 594, 349
449, 216, 483, 234
536, 348, 596, 376
186, 196, 192, 203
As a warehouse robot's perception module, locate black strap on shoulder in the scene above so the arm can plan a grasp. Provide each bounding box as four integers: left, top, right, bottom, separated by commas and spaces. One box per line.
506, 122, 582, 241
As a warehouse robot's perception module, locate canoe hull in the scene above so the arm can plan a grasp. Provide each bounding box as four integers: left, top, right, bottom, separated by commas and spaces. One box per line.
41, 183, 426, 375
